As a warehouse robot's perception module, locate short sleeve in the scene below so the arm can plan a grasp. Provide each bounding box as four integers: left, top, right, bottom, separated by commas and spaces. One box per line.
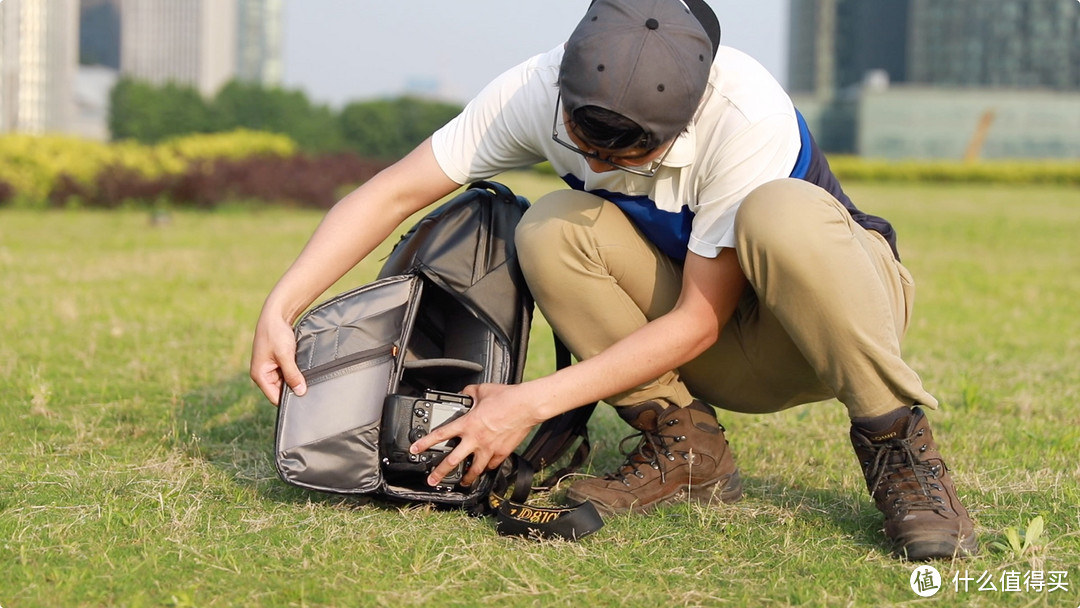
688, 113, 801, 258
431, 51, 559, 184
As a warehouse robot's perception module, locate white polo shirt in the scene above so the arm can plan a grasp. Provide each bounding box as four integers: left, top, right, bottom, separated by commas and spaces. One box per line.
431, 44, 804, 260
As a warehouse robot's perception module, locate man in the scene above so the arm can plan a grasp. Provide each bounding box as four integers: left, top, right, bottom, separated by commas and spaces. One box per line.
251, 0, 977, 560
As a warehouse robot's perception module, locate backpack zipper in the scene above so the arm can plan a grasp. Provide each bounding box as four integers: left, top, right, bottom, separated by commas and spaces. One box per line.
301, 344, 397, 383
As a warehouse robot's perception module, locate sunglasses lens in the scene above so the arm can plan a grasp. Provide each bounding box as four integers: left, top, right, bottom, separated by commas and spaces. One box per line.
551, 94, 666, 178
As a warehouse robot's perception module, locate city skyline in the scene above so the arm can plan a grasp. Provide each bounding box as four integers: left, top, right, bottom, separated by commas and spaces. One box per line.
3, 0, 1079, 160
279, 1, 789, 107
2, 0, 789, 139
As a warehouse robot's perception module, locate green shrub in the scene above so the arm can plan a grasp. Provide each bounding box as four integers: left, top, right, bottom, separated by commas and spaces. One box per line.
0, 130, 298, 208
532, 157, 1080, 185
829, 156, 1080, 185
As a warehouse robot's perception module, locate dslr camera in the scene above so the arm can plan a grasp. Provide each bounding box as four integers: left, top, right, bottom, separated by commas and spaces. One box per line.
381, 389, 472, 488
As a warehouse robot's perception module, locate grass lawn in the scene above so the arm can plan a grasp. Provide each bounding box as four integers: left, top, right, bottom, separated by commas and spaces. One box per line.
1, 174, 1078, 607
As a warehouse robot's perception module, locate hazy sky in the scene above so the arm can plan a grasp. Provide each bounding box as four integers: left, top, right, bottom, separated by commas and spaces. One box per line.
281, 0, 790, 107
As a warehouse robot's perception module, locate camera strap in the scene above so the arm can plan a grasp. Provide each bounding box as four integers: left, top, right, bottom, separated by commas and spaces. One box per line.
487, 456, 604, 541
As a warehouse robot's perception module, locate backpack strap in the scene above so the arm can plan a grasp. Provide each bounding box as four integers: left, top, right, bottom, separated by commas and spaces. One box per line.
487, 456, 603, 540
520, 336, 596, 489
487, 334, 603, 540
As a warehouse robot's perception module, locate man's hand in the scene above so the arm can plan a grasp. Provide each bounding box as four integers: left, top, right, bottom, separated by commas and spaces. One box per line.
410, 383, 543, 487
247, 139, 460, 406
250, 311, 306, 406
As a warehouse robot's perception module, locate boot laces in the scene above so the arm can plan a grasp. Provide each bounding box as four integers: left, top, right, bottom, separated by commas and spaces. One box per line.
607, 419, 686, 485
864, 433, 949, 515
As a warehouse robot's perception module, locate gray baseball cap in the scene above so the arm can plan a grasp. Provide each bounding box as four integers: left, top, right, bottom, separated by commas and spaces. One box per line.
560, 0, 717, 146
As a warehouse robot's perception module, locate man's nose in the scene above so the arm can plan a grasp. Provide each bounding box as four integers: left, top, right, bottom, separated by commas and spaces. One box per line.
586, 157, 616, 173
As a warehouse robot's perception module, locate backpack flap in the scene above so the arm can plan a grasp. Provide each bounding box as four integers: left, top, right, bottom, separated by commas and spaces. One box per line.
379, 181, 533, 385
275, 275, 423, 494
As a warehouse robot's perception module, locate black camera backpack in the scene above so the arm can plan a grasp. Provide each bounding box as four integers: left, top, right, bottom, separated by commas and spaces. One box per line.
274, 181, 602, 539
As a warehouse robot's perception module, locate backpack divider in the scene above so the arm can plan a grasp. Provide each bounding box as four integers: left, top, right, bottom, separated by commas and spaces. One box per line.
378, 272, 508, 506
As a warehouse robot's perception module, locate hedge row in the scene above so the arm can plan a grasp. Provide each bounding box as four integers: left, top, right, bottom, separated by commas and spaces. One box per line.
45, 154, 389, 210
4, 132, 1077, 210
827, 156, 1080, 185
533, 158, 1080, 185
0, 131, 391, 209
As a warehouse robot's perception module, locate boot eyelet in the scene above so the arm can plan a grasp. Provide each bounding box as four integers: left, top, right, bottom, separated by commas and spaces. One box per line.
916, 429, 924, 436
919, 445, 927, 452
634, 471, 645, 479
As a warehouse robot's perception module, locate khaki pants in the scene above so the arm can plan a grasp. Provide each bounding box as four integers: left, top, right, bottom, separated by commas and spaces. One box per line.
514, 178, 937, 419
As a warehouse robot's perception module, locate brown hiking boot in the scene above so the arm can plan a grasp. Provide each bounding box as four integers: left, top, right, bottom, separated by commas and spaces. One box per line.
565, 400, 742, 516
850, 406, 978, 560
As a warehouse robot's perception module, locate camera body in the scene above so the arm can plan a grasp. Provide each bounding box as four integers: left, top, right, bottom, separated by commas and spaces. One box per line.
381, 389, 472, 488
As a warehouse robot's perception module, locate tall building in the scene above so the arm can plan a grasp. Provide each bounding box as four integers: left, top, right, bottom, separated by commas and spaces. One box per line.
1, 0, 285, 137
236, 0, 284, 86
118, 0, 237, 97
789, 0, 1080, 94
788, 0, 1080, 158
907, 0, 1080, 90
0, 0, 80, 134
117, 0, 284, 95
788, 0, 910, 96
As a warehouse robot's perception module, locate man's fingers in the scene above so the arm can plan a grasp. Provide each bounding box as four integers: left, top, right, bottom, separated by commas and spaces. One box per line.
425, 443, 473, 487
250, 360, 285, 406
257, 372, 283, 405
280, 359, 307, 397
486, 449, 511, 471
410, 418, 461, 455
462, 452, 490, 487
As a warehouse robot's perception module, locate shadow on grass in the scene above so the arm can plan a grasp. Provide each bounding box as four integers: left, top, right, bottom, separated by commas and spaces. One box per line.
175, 372, 375, 507
742, 474, 887, 552
175, 372, 496, 521
175, 373, 893, 550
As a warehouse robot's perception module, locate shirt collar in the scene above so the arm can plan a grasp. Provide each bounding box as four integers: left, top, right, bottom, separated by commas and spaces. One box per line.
661, 123, 696, 168
659, 86, 712, 169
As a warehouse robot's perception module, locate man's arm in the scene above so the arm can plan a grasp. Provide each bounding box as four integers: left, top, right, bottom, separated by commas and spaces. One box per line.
250, 139, 461, 404
414, 247, 748, 486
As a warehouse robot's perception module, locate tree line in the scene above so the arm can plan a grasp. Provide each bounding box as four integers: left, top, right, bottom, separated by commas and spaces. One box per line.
108, 78, 464, 160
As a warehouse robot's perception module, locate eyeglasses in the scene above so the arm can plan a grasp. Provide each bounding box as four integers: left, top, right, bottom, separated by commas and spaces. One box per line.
551, 92, 672, 178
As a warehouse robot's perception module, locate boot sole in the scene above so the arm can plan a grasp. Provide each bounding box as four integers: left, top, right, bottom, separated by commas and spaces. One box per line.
569, 469, 744, 517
